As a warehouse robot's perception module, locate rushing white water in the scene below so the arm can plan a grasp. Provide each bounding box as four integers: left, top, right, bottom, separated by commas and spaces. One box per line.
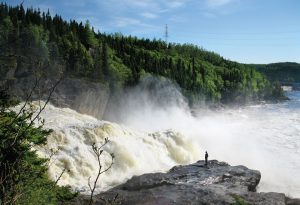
31, 78, 300, 198
103, 79, 300, 198
34, 103, 199, 194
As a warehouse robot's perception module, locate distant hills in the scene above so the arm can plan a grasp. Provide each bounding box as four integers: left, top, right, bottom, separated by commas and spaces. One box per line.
253, 62, 300, 83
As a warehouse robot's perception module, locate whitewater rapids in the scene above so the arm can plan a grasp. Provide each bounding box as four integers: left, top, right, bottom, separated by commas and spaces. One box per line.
34, 103, 200, 193
24, 77, 300, 198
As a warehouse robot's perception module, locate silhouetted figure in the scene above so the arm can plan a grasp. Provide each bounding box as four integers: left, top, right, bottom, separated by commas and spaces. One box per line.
205, 151, 208, 166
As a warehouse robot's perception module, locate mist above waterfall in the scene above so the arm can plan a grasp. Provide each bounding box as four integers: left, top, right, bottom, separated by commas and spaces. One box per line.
103, 76, 300, 197
104, 75, 191, 132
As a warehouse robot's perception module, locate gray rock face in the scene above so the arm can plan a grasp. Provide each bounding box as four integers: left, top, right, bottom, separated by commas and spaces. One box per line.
1, 63, 111, 119
3, 75, 110, 119
91, 160, 300, 205
50, 78, 110, 119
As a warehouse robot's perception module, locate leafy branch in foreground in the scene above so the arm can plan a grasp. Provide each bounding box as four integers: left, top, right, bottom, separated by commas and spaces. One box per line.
0, 79, 76, 205
88, 138, 115, 205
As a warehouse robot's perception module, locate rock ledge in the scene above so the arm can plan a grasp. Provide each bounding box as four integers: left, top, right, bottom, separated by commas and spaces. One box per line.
91, 160, 300, 205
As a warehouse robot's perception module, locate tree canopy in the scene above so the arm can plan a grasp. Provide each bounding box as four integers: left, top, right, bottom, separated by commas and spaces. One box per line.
0, 3, 284, 105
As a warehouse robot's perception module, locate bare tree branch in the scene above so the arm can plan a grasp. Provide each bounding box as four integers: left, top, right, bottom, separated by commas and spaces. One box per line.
52, 167, 67, 188
10, 76, 63, 147
88, 138, 114, 205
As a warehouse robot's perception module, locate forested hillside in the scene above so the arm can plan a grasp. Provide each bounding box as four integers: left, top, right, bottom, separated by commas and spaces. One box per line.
0, 3, 284, 104
254, 62, 300, 83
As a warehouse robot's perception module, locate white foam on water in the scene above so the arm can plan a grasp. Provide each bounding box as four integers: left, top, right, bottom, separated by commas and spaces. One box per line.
32, 103, 199, 194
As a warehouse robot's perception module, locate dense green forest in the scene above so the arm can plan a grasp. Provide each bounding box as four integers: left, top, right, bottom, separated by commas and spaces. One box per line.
0, 3, 284, 105
254, 62, 300, 83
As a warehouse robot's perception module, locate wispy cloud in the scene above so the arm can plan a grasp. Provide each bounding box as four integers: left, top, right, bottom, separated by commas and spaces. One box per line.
113, 17, 142, 28
109, 16, 161, 37
169, 15, 187, 23
201, 0, 240, 18
103, 0, 189, 33
62, 0, 87, 8
167, 0, 187, 9
202, 12, 217, 18
123, 0, 187, 10
37, 0, 189, 38
124, 0, 159, 8
112, 17, 157, 29
206, 0, 236, 8
141, 12, 158, 19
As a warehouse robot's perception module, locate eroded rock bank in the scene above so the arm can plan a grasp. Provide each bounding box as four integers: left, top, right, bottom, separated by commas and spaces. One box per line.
76, 160, 300, 205
2, 75, 110, 119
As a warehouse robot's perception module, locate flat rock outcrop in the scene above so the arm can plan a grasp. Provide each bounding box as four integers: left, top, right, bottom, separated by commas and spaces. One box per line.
89, 160, 300, 205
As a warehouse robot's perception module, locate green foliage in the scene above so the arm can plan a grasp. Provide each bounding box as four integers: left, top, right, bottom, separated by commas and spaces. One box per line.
0, 89, 77, 204
231, 194, 250, 205
0, 3, 284, 105
266, 81, 287, 101
102, 34, 277, 104
254, 62, 300, 83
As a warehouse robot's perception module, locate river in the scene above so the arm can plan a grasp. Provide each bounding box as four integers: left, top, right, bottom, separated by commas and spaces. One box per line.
36, 90, 300, 198
115, 89, 300, 198
194, 91, 300, 197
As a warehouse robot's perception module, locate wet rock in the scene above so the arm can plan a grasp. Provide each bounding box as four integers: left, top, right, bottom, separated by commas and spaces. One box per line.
286, 197, 300, 205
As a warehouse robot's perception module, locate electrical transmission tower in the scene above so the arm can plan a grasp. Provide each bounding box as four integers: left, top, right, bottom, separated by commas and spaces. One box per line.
164, 24, 168, 46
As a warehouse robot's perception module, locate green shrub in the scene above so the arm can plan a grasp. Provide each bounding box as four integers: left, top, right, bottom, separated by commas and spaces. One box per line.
231, 194, 250, 205
0, 88, 76, 205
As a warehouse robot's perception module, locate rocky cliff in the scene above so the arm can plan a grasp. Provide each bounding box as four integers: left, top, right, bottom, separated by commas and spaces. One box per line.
2, 74, 110, 119
77, 160, 300, 205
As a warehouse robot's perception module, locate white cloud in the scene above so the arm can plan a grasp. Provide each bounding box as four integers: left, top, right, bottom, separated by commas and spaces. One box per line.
113, 17, 141, 28
141, 12, 158, 19
109, 16, 161, 37
202, 12, 217, 18
124, 0, 187, 8
124, 0, 159, 8
169, 15, 186, 23
206, 0, 235, 8
90, 0, 189, 36
123, 0, 187, 11
112, 17, 156, 28
62, 0, 87, 8
167, 0, 187, 9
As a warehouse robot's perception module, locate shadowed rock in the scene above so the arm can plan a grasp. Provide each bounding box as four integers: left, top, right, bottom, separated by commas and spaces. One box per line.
3, 76, 110, 119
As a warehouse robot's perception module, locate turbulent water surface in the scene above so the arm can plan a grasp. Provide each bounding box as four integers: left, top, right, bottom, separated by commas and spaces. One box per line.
36, 104, 199, 194
36, 89, 300, 198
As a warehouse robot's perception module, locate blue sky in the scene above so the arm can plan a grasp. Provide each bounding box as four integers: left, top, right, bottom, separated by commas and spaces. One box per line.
3, 0, 300, 64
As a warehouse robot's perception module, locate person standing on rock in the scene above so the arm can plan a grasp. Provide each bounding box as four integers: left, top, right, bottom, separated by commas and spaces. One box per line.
205, 151, 208, 166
